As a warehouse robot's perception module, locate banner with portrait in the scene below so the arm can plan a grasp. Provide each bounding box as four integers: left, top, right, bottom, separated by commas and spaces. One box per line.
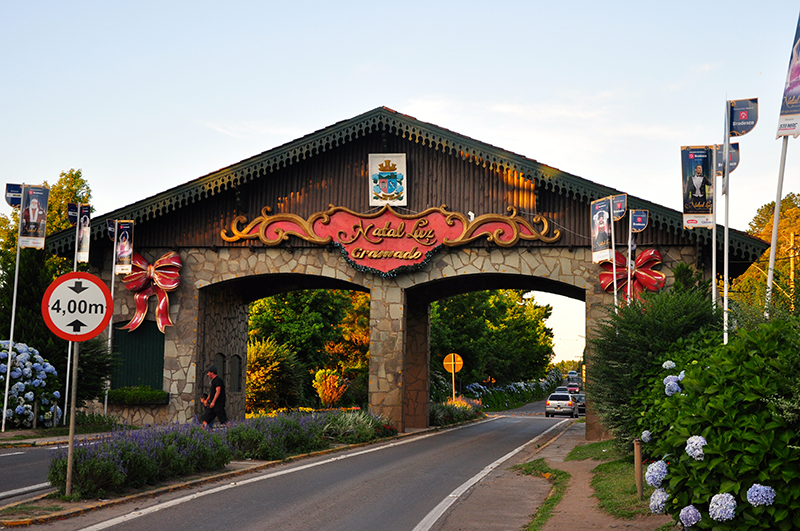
114, 220, 134, 275
19, 185, 50, 249
778, 11, 800, 138
591, 197, 613, 263
681, 146, 714, 229
76, 204, 92, 263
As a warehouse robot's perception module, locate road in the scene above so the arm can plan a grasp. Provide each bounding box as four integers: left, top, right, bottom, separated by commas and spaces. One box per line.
23, 406, 566, 530
0, 444, 56, 502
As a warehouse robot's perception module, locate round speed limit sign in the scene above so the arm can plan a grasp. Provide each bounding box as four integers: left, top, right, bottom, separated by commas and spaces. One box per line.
41, 272, 113, 342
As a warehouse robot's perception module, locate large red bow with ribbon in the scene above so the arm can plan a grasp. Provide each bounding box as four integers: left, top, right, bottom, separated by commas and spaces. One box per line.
120, 251, 182, 333
599, 248, 666, 300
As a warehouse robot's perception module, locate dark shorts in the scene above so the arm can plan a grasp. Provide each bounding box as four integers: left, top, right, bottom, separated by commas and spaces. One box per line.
201, 408, 215, 424
208, 406, 227, 424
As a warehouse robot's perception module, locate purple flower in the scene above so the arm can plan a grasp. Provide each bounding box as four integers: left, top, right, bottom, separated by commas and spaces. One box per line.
665, 381, 681, 396
709, 492, 736, 521
663, 375, 680, 386
678, 370, 686, 381
747, 484, 776, 506
685, 435, 707, 460
645, 460, 668, 487
649, 488, 668, 514
680, 505, 702, 528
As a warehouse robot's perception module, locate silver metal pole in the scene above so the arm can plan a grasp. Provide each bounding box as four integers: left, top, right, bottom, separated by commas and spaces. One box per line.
65, 341, 79, 496
765, 136, 790, 317
627, 214, 633, 303
712, 147, 718, 309
104, 220, 119, 415
610, 201, 618, 311
2, 185, 26, 432
62, 205, 82, 425
723, 103, 731, 344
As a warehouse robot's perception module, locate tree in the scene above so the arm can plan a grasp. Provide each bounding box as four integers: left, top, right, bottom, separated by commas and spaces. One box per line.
587, 287, 721, 447
246, 337, 304, 412
729, 193, 800, 323
430, 290, 554, 387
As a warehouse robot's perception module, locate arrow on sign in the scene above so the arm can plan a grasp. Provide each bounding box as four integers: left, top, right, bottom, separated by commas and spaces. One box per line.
67, 319, 87, 332
69, 281, 89, 294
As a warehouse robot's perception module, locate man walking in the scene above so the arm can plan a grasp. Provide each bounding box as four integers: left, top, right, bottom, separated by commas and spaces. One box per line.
206, 365, 227, 425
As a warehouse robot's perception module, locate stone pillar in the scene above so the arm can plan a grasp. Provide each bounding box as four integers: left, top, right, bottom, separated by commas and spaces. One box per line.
403, 293, 430, 430
368, 280, 405, 431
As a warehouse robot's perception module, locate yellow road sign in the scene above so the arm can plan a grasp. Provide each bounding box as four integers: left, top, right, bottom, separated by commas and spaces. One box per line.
443, 353, 463, 373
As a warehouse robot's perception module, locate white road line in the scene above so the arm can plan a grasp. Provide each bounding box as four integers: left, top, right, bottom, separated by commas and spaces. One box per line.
79, 418, 500, 531
0, 451, 25, 457
411, 418, 570, 531
0, 482, 51, 501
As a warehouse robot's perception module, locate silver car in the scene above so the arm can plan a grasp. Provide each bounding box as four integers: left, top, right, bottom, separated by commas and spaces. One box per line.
545, 393, 579, 418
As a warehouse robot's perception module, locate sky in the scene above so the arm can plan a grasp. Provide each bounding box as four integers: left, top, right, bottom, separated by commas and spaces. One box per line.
2, 2, 800, 362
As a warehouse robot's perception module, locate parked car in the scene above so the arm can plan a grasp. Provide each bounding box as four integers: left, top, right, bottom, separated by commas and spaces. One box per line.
574, 393, 586, 415
567, 382, 580, 394
545, 393, 579, 417
554, 386, 570, 394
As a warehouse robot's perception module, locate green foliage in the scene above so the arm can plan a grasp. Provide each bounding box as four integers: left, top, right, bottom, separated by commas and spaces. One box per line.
671, 262, 712, 298
429, 396, 483, 426
591, 459, 657, 519
246, 337, 305, 412
637, 320, 800, 530
106, 386, 169, 405
73, 337, 117, 406
48, 424, 231, 499
587, 287, 721, 447
430, 290, 554, 387
322, 409, 397, 443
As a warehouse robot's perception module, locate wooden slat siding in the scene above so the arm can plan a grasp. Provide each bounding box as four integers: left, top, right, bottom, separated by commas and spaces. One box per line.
131, 128, 698, 253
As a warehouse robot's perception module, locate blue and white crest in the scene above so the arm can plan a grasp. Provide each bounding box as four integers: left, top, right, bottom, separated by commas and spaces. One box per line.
369, 153, 407, 206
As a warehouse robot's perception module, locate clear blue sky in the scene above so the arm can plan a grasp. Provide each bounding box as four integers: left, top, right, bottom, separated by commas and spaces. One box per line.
3, 1, 799, 362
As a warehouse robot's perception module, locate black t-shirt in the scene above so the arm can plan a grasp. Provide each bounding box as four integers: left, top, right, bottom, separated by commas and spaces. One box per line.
209, 375, 226, 408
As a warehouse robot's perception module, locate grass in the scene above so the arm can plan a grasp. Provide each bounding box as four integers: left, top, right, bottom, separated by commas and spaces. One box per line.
0, 503, 64, 517
512, 458, 571, 531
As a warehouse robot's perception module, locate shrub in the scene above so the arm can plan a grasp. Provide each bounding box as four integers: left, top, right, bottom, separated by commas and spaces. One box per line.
246, 338, 304, 412
48, 424, 231, 498
429, 396, 483, 426
637, 320, 800, 530
0, 341, 62, 428
106, 386, 168, 405
588, 287, 720, 447
312, 369, 348, 407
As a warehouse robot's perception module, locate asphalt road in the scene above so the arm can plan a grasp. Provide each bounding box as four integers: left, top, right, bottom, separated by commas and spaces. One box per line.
0, 444, 56, 501
32, 411, 563, 531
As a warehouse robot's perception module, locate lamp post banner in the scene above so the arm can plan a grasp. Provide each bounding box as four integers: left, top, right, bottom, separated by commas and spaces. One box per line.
778, 11, 800, 138
591, 197, 613, 263
681, 145, 714, 229
729, 98, 758, 137
20, 185, 50, 249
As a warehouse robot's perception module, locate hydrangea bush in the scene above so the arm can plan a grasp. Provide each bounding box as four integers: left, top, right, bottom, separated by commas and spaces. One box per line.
635, 321, 800, 530
464, 367, 561, 410
0, 341, 62, 428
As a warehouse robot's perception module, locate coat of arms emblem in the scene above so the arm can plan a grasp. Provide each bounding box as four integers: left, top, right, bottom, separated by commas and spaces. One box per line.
369, 153, 407, 206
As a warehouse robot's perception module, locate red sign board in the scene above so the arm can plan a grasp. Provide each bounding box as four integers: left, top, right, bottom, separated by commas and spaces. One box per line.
221, 205, 561, 276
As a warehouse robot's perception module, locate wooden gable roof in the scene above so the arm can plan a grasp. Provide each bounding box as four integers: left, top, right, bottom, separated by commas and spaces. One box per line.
47, 106, 767, 273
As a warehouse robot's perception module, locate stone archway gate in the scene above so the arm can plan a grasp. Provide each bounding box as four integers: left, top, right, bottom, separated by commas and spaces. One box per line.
48, 107, 767, 437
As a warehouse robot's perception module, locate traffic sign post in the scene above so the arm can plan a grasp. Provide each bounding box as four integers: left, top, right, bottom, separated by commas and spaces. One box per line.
41, 272, 113, 495
443, 353, 463, 402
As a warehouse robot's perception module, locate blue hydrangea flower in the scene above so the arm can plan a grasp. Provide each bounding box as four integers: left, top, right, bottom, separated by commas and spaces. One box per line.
15, 405, 25, 415
53, 391, 60, 399
680, 505, 702, 528
663, 375, 679, 386
662, 360, 676, 370
0, 363, 5, 373
24, 391, 34, 401
686, 435, 707, 460
641, 430, 652, 443
678, 370, 686, 381
645, 460, 668, 487
747, 484, 776, 506
665, 381, 681, 396
709, 492, 736, 521
10, 369, 21, 379
649, 488, 668, 514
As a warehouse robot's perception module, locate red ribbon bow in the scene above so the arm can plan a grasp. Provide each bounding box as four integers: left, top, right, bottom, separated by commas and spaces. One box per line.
120, 251, 182, 333
599, 248, 666, 300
